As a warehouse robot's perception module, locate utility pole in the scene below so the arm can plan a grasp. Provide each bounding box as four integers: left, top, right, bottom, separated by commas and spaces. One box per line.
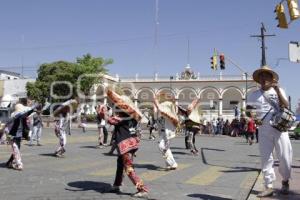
250, 23, 275, 67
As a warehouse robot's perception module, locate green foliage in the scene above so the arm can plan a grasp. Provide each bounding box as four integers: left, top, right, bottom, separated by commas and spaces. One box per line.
26, 54, 112, 104
85, 114, 97, 122
75, 54, 111, 96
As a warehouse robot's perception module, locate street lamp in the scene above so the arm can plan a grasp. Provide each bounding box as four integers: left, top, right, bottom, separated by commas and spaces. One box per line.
244, 72, 248, 105
169, 76, 174, 89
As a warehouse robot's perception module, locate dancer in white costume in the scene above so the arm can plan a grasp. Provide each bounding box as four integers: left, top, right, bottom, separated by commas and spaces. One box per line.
53, 99, 77, 157
247, 66, 292, 197
154, 93, 179, 170
6, 103, 36, 170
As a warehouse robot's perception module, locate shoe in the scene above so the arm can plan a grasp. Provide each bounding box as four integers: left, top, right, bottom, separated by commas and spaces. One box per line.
191, 150, 198, 155
12, 163, 23, 171
281, 180, 289, 195
166, 165, 177, 170
108, 185, 121, 193
257, 187, 274, 197
37, 143, 42, 146
132, 191, 149, 198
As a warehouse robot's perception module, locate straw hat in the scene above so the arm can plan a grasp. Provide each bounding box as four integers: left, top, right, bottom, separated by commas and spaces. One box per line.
106, 88, 143, 121
252, 65, 279, 83
53, 99, 78, 117
157, 101, 179, 126
11, 103, 27, 117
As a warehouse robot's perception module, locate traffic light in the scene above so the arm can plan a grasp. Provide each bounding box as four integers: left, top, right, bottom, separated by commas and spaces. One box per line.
275, 3, 288, 29
287, 0, 300, 21
219, 53, 225, 70
210, 55, 217, 70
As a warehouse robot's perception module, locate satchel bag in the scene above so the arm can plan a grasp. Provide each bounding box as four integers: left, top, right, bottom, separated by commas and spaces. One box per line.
262, 90, 296, 132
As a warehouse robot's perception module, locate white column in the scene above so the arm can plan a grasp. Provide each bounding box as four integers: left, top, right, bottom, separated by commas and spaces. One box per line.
218, 99, 223, 116
134, 99, 138, 108
175, 98, 179, 106
103, 96, 107, 105
242, 98, 246, 114
91, 94, 97, 114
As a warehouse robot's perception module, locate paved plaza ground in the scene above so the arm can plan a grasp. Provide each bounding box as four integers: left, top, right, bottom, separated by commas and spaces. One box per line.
0, 127, 299, 200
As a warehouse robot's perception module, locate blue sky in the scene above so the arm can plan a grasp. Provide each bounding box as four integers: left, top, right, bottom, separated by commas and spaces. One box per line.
0, 0, 299, 109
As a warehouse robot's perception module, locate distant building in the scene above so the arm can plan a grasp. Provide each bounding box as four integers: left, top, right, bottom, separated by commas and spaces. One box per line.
83, 66, 257, 121
0, 70, 22, 80
0, 75, 35, 107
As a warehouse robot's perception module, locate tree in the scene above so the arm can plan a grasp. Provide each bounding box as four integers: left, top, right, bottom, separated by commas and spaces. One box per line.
26, 54, 112, 104
74, 53, 112, 99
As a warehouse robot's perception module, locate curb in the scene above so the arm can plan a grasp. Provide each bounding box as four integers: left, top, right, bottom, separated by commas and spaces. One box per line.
247, 171, 263, 200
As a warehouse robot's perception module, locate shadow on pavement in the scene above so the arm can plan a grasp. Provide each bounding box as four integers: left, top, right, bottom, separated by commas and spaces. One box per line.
252, 189, 300, 199
171, 151, 190, 155
0, 162, 8, 168
187, 194, 232, 200
80, 145, 98, 149
220, 166, 259, 173
134, 163, 164, 171
200, 147, 225, 165
39, 153, 57, 157
102, 152, 117, 157
67, 181, 134, 197
67, 181, 111, 193
170, 147, 188, 150
248, 154, 260, 157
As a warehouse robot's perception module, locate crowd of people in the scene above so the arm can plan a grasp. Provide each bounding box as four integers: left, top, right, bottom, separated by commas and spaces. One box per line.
0, 65, 295, 198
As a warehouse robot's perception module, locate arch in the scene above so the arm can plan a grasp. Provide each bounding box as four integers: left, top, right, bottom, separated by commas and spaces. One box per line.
199, 86, 221, 99
221, 86, 244, 99
121, 87, 134, 98
136, 87, 155, 98
94, 84, 106, 100
177, 87, 198, 97
156, 87, 176, 97
222, 87, 244, 111
177, 87, 198, 106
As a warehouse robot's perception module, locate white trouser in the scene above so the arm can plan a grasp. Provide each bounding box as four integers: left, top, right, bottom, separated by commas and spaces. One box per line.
11, 142, 22, 167
30, 126, 42, 144
158, 136, 177, 168
259, 125, 293, 188
28, 124, 33, 138
55, 131, 67, 154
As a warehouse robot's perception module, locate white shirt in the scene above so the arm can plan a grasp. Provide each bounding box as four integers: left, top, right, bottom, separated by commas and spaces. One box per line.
247, 87, 288, 125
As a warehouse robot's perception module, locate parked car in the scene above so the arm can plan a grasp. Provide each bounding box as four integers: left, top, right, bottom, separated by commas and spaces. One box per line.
293, 123, 300, 140
289, 122, 300, 140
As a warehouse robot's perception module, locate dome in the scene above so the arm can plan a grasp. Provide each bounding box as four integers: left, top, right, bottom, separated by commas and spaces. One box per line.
180, 64, 197, 80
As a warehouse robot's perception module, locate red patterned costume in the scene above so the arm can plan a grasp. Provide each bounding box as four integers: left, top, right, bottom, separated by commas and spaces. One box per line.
108, 114, 149, 194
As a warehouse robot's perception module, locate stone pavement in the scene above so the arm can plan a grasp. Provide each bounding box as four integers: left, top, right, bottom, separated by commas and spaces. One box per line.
1, 128, 299, 200
248, 140, 300, 200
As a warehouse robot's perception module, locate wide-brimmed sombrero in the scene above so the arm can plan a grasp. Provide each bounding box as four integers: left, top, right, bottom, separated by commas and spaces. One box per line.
182, 99, 202, 124
11, 103, 30, 117
53, 99, 78, 117
156, 101, 179, 127
252, 65, 279, 83
106, 88, 142, 121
